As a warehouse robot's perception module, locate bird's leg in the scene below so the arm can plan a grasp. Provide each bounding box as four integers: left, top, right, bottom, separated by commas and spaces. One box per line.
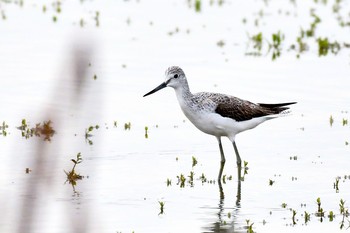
232, 141, 242, 167
217, 137, 225, 181
217, 137, 226, 163
236, 162, 242, 206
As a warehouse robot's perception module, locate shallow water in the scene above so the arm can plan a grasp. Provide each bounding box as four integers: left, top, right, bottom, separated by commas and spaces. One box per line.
1, 1, 350, 233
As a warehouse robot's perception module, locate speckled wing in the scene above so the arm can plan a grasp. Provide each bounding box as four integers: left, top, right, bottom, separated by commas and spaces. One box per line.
208, 93, 275, 122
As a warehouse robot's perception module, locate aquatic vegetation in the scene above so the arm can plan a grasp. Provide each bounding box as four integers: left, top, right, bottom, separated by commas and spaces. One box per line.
329, 115, 334, 126
252, 32, 263, 51
342, 118, 348, 126
246, 32, 263, 56
328, 210, 335, 221
0, 121, 9, 136
199, 173, 207, 183
304, 211, 311, 224
239, 161, 249, 181
166, 178, 171, 186
216, 40, 225, 48
281, 203, 287, 208
315, 197, 325, 221
124, 122, 131, 130
334, 177, 340, 193
17, 119, 55, 141
188, 171, 194, 186
292, 209, 297, 225
222, 174, 227, 184
195, 0, 201, 12
34, 121, 55, 141
306, 13, 321, 37
64, 153, 84, 192
177, 174, 186, 188
269, 31, 284, 60
145, 126, 148, 138
192, 156, 198, 167
268, 179, 275, 186
94, 11, 100, 27
317, 37, 341, 56
158, 201, 165, 215
25, 168, 32, 174
245, 219, 255, 233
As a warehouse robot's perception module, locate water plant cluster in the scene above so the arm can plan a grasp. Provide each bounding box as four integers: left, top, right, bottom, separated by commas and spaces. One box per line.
13, 119, 55, 141
286, 197, 350, 229
166, 156, 234, 189
244, 2, 350, 60
64, 152, 84, 194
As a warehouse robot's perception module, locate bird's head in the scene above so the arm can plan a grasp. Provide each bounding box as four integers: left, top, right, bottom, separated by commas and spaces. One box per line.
143, 66, 186, 97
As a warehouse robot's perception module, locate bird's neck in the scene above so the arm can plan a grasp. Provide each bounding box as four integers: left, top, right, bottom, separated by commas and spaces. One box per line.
174, 81, 192, 102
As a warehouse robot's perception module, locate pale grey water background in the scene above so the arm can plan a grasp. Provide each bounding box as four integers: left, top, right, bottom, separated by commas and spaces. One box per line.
1, 1, 350, 232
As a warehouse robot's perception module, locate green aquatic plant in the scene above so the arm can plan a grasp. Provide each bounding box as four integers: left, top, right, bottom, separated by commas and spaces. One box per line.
222, 174, 227, 184
94, 11, 100, 27
317, 38, 341, 56
245, 219, 254, 233
328, 210, 335, 221
339, 199, 346, 215
329, 115, 334, 126
318, 37, 329, 56
246, 32, 263, 56
306, 13, 321, 37
317, 197, 322, 213
0, 121, 9, 136
269, 179, 275, 186
177, 174, 186, 188
281, 203, 287, 208
145, 126, 148, 138
292, 209, 297, 225
113, 121, 117, 128
188, 171, 194, 186
64, 153, 83, 190
17, 119, 55, 141
334, 177, 340, 193
252, 32, 263, 51
166, 178, 172, 186
124, 122, 131, 130
192, 156, 198, 167
342, 118, 348, 126
294, 29, 308, 57
85, 125, 99, 137
199, 173, 207, 183
304, 211, 311, 224
158, 201, 165, 215
270, 31, 284, 60
195, 0, 201, 12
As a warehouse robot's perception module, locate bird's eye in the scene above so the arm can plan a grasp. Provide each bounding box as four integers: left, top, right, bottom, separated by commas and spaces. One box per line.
174, 74, 178, 79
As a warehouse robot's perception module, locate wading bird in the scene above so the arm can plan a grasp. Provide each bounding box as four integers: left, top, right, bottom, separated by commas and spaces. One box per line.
144, 66, 296, 179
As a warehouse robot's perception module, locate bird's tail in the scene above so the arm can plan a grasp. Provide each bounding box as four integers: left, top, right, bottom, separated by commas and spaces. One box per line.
258, 102, 297, 114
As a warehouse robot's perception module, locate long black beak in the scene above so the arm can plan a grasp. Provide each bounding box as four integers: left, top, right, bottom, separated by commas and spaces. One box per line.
143, 82, 167, 97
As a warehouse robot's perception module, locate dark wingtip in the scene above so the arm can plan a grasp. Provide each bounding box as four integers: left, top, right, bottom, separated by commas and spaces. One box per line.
258, 102, 297, 108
